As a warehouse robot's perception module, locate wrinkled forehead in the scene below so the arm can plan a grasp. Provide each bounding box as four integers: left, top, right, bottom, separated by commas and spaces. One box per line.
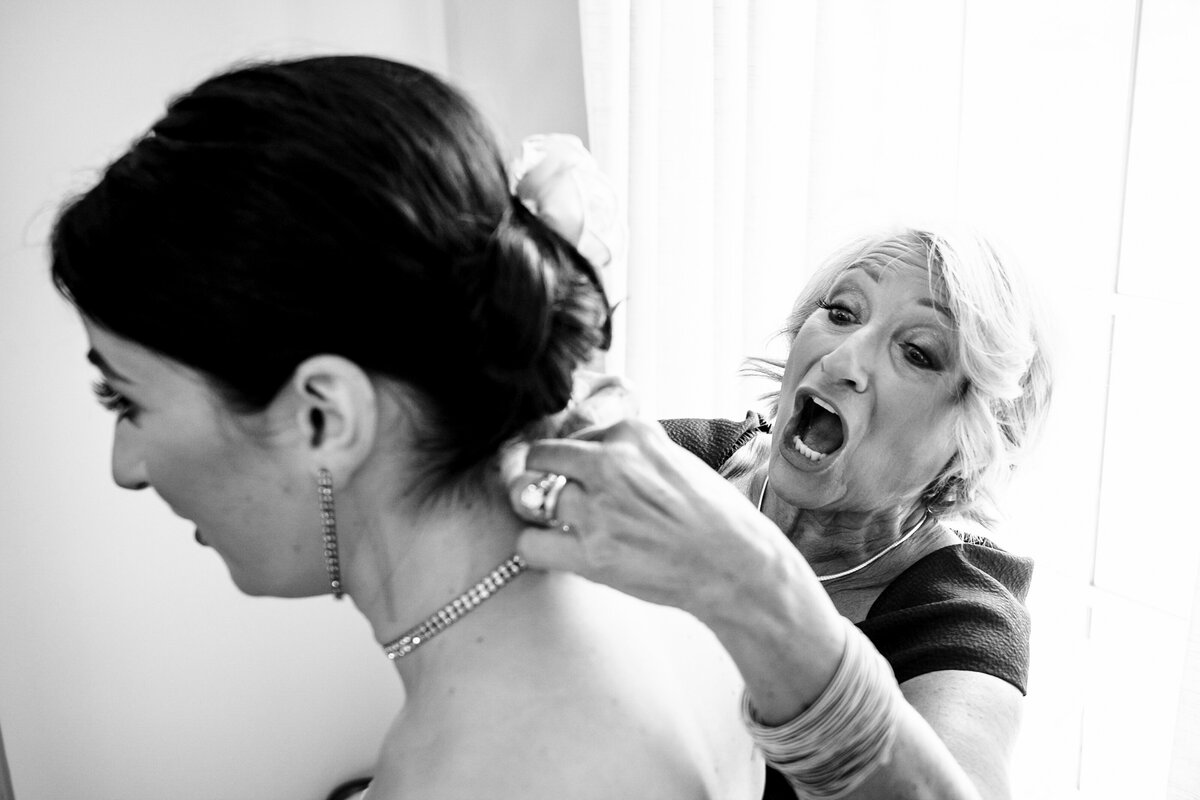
854, 238, 949, 292
841, 238, 955, 322
850, 239, 931, 279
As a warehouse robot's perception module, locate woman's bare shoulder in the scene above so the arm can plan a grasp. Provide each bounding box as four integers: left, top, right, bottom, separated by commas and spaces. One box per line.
370, 575, 761, 800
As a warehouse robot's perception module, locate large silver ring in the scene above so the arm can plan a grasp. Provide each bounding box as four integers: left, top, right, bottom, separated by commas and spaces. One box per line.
518, 472, 570, 526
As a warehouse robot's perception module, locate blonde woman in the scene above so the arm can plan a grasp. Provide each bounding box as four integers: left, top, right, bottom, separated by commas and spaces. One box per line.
515, 228, 1051, 800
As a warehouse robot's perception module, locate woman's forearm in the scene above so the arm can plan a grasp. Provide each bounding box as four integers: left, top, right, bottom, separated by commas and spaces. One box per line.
696, 530, 846, 725
694, 539, 989, 800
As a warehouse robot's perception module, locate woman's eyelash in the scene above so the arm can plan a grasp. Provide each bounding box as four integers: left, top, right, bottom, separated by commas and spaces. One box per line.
904, 345, 932, 367
817, 299, 855, 323
92, 379, 135, 418
902, 344, 941, 370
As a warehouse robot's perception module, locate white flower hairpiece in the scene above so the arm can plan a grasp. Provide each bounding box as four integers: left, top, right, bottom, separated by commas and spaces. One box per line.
510, 133, 625, 270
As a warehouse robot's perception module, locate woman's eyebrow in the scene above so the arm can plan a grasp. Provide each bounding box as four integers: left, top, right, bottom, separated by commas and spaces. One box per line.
86, 349, 132, 383
917, 295, 954, 321
845, 263, 882, 282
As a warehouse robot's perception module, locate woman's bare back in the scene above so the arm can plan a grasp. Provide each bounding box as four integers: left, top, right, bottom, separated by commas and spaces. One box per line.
367, 571, 762, 800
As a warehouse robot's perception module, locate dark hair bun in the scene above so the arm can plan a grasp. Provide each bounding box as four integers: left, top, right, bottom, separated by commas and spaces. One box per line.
51, 55, 611, 479
446, 199, 610, 465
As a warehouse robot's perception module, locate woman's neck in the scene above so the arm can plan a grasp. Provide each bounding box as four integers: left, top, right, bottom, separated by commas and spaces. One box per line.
751, 468, 939, 585
338, 465, 525, 686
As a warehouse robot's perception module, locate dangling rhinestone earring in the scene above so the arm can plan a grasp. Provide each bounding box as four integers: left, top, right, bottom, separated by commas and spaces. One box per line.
317, 468, 344, 599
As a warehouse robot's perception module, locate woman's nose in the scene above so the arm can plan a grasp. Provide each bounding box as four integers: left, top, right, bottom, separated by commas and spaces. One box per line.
111, 422, 150, 490
819, 331, 871, 392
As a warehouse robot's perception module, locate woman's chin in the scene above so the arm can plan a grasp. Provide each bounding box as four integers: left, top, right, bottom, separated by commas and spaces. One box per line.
226, 567, 332, 599
220, 561, 282, 597
769, 446, 846, 509
225, 571, 271, 597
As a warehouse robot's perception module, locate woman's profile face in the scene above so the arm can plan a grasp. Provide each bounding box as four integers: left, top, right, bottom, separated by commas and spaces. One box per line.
769, 255, 964, 515
81, 319, 330, 597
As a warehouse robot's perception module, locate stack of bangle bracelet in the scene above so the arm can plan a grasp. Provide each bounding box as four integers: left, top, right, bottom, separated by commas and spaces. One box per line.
741, 618, 902, 798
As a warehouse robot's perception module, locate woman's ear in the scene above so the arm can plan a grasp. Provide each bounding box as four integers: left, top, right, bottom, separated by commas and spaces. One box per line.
287, 355, 378, 479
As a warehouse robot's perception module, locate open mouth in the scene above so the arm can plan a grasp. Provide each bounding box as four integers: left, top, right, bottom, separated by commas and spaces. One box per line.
788, 394, 846, 463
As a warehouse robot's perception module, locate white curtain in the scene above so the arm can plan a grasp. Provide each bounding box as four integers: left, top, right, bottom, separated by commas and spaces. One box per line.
579, 0, 818, 420
1172, 561, 1200, 799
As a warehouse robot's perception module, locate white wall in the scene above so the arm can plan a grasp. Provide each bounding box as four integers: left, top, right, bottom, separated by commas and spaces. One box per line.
444, 0, 588, 150
0, 2, 585, 798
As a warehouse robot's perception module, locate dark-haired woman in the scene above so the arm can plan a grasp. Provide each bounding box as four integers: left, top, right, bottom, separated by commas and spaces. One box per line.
50, 56, 760, 799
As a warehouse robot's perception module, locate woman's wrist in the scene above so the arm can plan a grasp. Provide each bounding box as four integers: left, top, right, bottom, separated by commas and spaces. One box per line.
695, 523, 848, 723
742, 618, 903, 798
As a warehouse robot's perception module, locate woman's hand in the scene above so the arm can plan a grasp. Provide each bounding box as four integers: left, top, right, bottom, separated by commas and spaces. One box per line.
551, 371, 637, 437
508, 417, 785, 618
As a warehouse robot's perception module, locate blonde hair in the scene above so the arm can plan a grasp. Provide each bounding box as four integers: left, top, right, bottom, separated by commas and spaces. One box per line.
747, 227, 1053, 527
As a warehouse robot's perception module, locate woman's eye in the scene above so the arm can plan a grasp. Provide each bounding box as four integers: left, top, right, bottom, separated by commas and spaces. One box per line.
91, 380, 137, 420
817, 300, 856, 325
902, 344, 936, 369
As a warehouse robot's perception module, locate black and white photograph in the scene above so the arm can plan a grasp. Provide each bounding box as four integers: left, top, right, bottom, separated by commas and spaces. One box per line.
0, 2, 1196, 799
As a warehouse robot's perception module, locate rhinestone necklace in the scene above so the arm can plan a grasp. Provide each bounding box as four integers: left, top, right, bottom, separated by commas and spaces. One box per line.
756, 476, 930, 583
382, 554, 527, 660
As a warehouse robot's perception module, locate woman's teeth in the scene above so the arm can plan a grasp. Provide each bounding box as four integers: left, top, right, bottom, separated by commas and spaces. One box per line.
812, 396, 837, 414
792, 393, 844, 459
792, 435, 827, 462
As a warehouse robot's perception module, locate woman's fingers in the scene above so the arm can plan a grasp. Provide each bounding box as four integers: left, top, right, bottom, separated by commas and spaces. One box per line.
504, 416, 768, 613
527, 418, 669, 474
509, 465, 590, 527
510, 420, 705, 540
522, 438, 607, 490
555, 372, 638, 437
